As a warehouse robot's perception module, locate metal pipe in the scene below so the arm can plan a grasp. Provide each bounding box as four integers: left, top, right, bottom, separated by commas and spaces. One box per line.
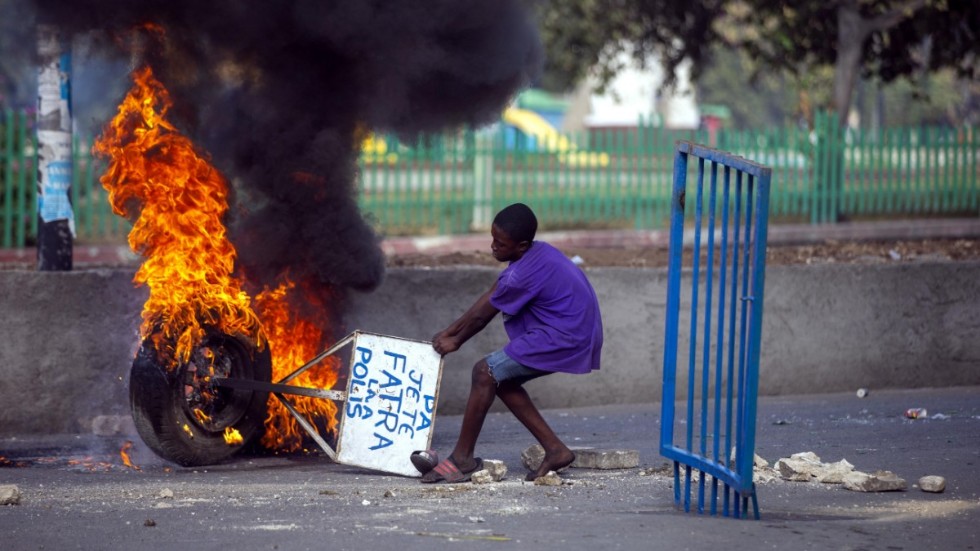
212, 377, 346, 402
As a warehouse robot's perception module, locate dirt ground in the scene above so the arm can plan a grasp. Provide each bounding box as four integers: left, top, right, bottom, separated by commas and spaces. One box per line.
2, 237, 976, 271
387, 237, 980, 268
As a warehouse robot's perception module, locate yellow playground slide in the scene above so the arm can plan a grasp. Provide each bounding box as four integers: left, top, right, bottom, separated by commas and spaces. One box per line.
361, 133, 399, 164
502, 108, 609, 168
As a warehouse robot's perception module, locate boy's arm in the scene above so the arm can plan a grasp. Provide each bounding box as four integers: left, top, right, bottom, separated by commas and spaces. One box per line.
432, 281, 500, 356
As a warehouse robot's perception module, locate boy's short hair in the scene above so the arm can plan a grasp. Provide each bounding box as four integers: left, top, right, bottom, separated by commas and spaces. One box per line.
493, 203, 537, 243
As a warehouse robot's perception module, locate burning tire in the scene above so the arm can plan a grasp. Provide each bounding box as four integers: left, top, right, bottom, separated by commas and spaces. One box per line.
129, 328, 271, 467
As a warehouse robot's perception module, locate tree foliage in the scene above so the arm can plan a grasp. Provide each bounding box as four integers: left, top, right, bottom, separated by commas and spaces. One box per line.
535, 0, 980, 122
534, 0, 724, 92
732, 0, 979, 122
0, 0, 37, 109
698, 44, 970, 129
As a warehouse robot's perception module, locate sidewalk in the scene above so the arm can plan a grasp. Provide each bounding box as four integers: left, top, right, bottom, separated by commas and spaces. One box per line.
2, 218, 979, 266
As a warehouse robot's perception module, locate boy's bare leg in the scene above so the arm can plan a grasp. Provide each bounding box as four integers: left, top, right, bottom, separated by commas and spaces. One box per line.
446, 359, 496, 471
496, 381, 575, 480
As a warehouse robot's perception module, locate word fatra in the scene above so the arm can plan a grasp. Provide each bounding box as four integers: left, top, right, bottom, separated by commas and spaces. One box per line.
346, 346, 435, 451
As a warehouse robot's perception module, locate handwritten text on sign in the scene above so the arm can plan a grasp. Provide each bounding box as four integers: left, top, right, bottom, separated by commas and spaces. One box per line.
336, 333, 442, 476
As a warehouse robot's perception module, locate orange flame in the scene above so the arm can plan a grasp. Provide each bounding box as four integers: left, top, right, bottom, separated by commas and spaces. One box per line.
223, 427, 244, 446
193, 408, 211, 425
95, 65, 341, 453
93, 65, 264, 365
120, 441, 141, 471
255, 279, 341, 451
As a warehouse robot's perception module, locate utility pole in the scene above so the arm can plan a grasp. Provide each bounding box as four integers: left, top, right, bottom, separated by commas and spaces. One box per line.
36, 24, 74, 271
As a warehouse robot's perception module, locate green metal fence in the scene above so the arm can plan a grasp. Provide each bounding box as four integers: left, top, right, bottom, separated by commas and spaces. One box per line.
1, 108, 127, 248
2, 108, 977, 247
359, 113, 977, 234
2, 109, 34, 248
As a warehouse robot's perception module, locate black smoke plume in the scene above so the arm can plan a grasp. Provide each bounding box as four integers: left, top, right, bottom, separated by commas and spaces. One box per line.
30, 0, 542, 297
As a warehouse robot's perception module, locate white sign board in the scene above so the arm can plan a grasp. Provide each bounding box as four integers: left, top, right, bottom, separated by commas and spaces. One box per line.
336, 332, 443, 476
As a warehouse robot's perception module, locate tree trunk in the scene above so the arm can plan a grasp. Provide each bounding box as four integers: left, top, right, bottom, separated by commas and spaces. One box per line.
832, 1, 870, 128
824, 0, 927, 223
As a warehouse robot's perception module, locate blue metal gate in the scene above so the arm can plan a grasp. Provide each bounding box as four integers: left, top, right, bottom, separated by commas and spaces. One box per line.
660, 141, 772, 519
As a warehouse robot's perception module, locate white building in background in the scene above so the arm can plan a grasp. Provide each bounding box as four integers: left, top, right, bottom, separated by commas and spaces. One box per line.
563, 48, 700, 131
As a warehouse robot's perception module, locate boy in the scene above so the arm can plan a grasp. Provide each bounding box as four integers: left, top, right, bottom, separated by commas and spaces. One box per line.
420, 203, 603, 483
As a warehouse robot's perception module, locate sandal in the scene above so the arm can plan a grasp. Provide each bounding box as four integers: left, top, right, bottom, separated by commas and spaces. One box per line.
410, 449, 440, 475
420, 456, 484, 484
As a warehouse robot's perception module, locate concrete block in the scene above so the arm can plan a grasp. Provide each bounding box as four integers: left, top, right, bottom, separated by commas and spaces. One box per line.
573, 448, 640, 469
522, 444, 640, 471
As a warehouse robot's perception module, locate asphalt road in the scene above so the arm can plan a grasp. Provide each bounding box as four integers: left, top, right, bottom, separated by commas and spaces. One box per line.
1, 386, 978, 551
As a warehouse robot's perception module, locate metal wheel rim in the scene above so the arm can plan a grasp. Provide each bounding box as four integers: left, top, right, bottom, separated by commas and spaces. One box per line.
178, 333, 256, 434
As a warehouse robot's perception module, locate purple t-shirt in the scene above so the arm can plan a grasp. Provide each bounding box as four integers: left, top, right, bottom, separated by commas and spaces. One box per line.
489, 241, 603, 374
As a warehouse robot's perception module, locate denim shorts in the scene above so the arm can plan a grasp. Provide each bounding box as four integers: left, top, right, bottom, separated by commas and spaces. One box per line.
484, 349, 551, 386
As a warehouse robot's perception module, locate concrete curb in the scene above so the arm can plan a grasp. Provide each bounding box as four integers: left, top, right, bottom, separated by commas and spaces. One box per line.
3, 261, 979, 436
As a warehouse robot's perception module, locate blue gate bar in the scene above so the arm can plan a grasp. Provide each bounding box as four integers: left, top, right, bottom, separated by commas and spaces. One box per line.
660, 141, 773, 519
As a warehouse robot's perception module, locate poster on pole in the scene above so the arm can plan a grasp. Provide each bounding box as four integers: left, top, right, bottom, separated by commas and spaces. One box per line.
336, 332, 443, 477
36, 29, 75, 229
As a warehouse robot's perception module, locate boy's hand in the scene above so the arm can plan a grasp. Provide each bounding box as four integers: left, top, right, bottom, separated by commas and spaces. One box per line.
432, 332, 461, 356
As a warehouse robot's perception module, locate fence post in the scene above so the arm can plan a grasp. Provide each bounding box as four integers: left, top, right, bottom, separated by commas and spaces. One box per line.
3, 109, 14, 248
35, 24, 74, 270
471, 131, 494, 231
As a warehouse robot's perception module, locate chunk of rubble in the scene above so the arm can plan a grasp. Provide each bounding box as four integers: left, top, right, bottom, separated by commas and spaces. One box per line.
774, 452, 824, 481
472, 459, 508, 484
842, 470, 907, 492
471, 470, 494, 484
521, 444, 639, 471
729, 448, 770, 468
917, 475, 946, 493
773, 452, 855, 484
790, 451, 821, 463
723, 450, 778, 484
483, 459, 507, 480
0, 485, 21, 505
520, 445, 545, 470
533, 471, 563, 486
815, 459, 855, 484
754, 466, 780, 484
